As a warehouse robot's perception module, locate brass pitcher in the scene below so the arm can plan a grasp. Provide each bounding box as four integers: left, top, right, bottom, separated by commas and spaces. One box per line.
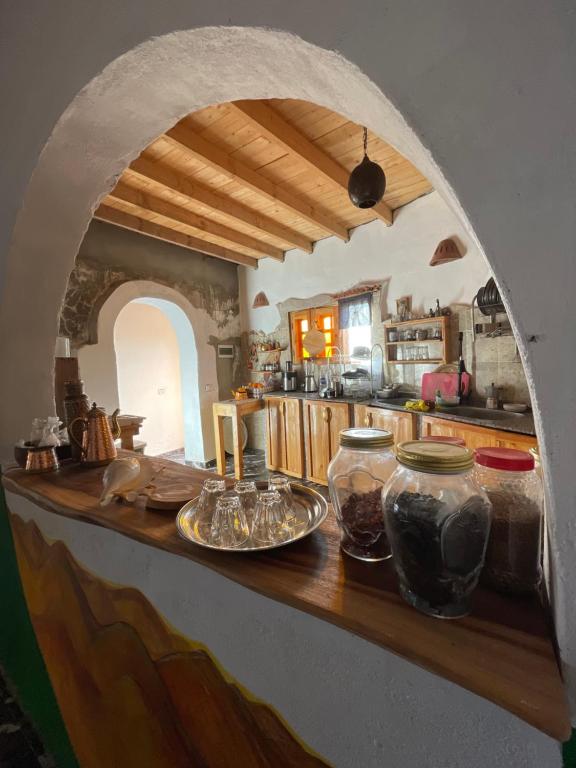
69, 403, 121, 467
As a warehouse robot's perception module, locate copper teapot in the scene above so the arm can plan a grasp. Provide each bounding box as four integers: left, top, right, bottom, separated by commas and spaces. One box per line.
69, 403, 121, 466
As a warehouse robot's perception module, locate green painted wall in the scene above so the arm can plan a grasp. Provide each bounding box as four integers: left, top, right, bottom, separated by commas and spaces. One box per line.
564, 731, 576, 768
0, 486, 78, 767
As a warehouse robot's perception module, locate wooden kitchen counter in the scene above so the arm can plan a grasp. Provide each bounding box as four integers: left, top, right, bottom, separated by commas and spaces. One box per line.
2, 454, 570, 741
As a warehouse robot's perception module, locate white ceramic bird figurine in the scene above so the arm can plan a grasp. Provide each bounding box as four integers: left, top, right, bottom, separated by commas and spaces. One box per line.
99, 457, 155, 505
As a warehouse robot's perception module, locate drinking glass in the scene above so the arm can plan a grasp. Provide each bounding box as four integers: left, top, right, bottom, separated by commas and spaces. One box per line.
195, 478, 226, 526
268, 475, 296, 525
209, 492, 249, 547
252, 490, 290, 544
234, 480, 258, 521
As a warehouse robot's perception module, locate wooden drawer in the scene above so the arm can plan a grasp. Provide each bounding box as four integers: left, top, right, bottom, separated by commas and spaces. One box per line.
420, 415, 537, 452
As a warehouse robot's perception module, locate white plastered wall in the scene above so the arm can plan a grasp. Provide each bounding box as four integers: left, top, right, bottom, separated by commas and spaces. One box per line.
240, 191, 491, 333
0, 8, 574, 744
113, 302, 184, 456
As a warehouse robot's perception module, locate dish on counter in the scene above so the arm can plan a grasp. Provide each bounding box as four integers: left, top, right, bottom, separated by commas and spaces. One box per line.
376, 386, 399, 399
502, 403, 529, 413
436, 395, 460, 407
176, 481, 328, 552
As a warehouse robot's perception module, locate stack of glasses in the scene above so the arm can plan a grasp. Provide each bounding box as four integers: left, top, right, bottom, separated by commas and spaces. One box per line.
195, 476, 296, 548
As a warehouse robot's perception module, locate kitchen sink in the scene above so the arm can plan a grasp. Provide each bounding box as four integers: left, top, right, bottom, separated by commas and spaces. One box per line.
439, 406, 524, 421
372, 396, 413, 406
371, 399, 527, 422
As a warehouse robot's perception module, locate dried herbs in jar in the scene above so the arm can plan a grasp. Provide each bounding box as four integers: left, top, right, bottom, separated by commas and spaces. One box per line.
383, 441, 492, 618
328, 428, 397, 562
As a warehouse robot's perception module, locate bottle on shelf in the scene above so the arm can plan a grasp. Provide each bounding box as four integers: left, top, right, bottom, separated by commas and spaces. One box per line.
457, 332, 467, 401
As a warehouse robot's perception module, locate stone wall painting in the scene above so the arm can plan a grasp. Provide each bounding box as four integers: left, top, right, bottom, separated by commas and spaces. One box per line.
10, 513, 330, 768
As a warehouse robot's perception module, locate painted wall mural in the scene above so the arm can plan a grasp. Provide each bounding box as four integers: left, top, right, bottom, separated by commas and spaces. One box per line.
10, 513, 330, 768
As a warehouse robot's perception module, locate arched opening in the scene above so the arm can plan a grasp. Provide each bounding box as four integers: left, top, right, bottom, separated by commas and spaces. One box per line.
114, 300, 185, 458
76, 280, 212, 463
1, 22, 574, 731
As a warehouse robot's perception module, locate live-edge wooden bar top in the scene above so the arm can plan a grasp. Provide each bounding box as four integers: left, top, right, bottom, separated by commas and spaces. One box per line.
2, 453, 570, 741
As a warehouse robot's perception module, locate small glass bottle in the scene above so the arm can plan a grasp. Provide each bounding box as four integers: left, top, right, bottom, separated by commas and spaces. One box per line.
327, 428, 397, 562
383, 441, 492, 618
474, 447, 543, 594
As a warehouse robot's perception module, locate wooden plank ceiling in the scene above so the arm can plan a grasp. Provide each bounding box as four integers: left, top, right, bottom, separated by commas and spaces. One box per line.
96, 99, 433, 268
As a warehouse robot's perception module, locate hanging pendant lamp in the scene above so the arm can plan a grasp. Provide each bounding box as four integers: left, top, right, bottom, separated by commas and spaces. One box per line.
348, 127, 386, 209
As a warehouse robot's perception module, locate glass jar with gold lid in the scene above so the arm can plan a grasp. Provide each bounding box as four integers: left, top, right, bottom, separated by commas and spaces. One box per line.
383, 440, 492, 618
327, 428, 396, 562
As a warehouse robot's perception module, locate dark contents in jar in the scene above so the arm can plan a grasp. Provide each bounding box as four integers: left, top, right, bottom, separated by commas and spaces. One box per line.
385, 490, 491, 613
482, 490, 541, 594
340, 488, 390, 559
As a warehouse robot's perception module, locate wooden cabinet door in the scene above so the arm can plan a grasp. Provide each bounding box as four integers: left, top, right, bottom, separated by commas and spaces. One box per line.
327, 402, 351, 461
305, 401, 350, 485
265, 398, 286, 471
283, 397, 305, 478
355, 405, 416, 444
495, 433, 537, 451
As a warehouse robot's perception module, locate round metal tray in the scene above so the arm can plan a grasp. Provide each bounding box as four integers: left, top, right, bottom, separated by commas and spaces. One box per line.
176, 481, 328, 552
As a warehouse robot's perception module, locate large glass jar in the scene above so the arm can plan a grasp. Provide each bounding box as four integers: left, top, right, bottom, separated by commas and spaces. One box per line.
383, 441, 492, 619
474, 447, 543, 594
327, 428, 396, 562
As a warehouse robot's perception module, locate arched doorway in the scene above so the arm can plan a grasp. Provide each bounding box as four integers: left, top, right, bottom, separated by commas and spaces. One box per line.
77, 280, 212, 463
114, 300, 185, 458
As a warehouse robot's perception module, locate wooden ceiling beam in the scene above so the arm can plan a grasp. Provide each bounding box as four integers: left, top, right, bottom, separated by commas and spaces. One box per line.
230, 100, 394, 226
94, 205, 258, 268
127, 157, 314, 254
164, 123, 350, 241
107, 181, 284, 261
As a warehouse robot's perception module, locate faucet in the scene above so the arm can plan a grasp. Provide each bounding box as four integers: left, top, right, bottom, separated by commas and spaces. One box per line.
370, 344, 385, 396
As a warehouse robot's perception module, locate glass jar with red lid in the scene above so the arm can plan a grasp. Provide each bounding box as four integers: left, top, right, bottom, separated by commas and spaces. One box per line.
474, 447, 543, 594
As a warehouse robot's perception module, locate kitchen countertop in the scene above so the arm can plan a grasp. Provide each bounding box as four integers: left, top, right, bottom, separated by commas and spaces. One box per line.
1, 452, 568, 740
264, 391, 536, 437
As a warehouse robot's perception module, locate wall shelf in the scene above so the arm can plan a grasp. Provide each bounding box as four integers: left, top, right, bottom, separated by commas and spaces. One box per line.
390, 359, 444, 365
384, 316, 446, 327
384, 316, 450, 367
386, 340, 443, 346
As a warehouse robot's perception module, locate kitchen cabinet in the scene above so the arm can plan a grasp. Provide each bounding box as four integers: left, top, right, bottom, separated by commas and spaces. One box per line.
420, 415, 537, 452
304, 400, 351, 485
354, 405, 416, 444
265, 397, 304, 478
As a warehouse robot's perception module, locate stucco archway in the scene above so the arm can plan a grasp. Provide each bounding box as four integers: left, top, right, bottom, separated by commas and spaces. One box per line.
77, 280, 215, 462
0, 23, 574, 716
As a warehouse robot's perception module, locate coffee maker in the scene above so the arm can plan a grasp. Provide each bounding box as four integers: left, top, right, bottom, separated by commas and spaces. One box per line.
282, 361, 298, 392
